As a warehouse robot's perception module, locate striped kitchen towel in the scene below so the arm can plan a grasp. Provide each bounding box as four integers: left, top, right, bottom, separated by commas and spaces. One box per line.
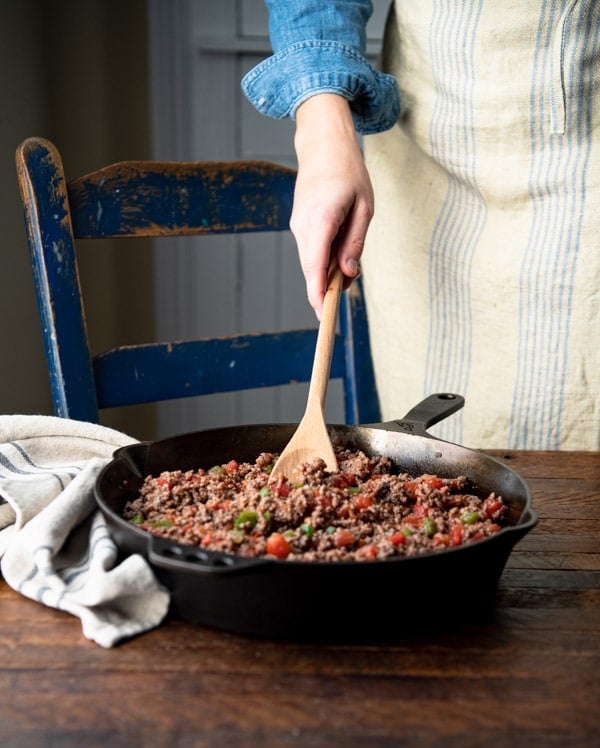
0, 415, 170, 647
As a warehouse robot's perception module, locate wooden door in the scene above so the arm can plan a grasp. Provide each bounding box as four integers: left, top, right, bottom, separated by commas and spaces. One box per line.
148, 0, 387, 437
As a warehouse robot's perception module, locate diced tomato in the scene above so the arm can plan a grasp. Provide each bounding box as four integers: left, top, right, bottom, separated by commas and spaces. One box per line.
422, 476, 444, 490
273, 480, 291, 498
353, 494, 374, 511
265, 533, 292, 559
404, 481, 417, 499
201, 531, 214, 547
225, 460, 239, 474
331, 472, 357, 489
390, 532, 406, 546
450, 524, 463, 546
413, 502, 428, 518
357, 544, 378, 560
316, 493, 332, 508
334, 529, 356, 548
403, 515, 422, 529
340, 472, 358, 487
432, 533, 450, 548
483, 497, 504, 519
156, 476, 172, 488
207, 498, 230, 511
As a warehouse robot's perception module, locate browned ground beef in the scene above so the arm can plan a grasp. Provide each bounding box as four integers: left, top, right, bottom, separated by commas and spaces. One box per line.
123, 448, 507, 562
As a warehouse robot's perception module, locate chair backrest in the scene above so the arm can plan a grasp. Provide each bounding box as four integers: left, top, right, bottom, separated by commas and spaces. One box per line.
16, 137, 380, 428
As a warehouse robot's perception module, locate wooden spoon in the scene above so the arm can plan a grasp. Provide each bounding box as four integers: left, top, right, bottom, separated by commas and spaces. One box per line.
270, 265, 344, 481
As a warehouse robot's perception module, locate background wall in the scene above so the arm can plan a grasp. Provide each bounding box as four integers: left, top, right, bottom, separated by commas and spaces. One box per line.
0, 0, 387, 442
147, 0, 387, 439
0, 0, 154, 438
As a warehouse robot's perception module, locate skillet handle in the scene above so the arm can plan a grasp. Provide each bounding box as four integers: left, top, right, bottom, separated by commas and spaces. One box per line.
380, 393, 465, 437
148, 535, 269, 575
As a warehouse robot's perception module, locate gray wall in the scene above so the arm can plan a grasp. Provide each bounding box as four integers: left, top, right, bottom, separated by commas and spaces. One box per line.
0, 0, 154, 438
0, 1, 387, 442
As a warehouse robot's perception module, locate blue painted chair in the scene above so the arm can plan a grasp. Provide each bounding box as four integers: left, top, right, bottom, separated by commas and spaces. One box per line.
16, 137, 380, 427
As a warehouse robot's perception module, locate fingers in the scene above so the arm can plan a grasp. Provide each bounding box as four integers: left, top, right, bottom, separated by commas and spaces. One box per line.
291, 203, 342, 319
291, 94, 374, 317
291, 195, 373, 318
337, 195, 373, 290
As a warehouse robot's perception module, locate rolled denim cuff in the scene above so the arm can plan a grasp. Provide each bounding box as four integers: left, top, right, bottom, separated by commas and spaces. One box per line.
241, 40, 401, 134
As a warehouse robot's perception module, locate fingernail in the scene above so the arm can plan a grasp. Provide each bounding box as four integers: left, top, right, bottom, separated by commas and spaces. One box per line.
347, 258, 360, 276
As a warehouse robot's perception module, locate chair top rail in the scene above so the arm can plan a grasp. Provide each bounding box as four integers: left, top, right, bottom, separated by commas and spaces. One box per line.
68, 160, 296, 239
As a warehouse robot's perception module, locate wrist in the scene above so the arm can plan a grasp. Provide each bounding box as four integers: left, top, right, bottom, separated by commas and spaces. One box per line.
294, 94, 358, 155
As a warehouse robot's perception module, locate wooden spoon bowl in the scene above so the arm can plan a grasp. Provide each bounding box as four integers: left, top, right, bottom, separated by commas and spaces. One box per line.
269, 266, 343, 481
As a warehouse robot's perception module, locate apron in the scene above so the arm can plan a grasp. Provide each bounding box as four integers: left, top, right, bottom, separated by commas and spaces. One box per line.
362, 0, 600, 449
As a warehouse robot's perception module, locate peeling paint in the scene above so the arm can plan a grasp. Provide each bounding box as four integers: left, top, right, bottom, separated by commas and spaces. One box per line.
52, 241, 64, 265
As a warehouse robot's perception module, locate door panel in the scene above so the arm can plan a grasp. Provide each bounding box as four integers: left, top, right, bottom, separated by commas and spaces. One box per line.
148, 0, 386, 437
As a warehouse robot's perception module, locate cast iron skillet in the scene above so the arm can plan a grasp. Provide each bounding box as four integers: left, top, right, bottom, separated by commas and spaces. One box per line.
95, 394, 537, 640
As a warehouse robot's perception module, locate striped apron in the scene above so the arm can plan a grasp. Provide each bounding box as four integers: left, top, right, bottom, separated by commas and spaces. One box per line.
362, 0, 600, 449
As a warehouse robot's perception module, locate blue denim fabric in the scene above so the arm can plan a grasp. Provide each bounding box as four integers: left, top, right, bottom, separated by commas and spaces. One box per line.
241, 0, 400, 134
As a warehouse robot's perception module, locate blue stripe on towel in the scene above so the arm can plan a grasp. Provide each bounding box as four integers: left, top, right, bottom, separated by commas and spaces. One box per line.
0, 442, 81, 489
9, 441, 80, 478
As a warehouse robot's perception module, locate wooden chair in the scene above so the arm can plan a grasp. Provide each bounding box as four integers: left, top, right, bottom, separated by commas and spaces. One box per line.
15, 137, 380, 428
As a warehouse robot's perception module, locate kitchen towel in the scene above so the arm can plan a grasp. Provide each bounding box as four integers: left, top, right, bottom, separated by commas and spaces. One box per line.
0, 415, 170, 647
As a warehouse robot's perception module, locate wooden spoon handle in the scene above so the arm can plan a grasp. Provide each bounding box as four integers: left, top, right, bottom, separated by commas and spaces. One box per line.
306, 265, 344, 411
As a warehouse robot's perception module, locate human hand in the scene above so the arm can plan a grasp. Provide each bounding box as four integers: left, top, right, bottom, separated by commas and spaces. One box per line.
292, 94, 374, 318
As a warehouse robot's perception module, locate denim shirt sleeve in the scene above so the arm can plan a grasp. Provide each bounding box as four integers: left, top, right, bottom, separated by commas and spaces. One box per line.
241, 0, 400, 135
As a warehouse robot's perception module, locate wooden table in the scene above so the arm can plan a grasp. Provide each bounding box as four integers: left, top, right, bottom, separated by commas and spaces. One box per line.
1, 451, 598, 747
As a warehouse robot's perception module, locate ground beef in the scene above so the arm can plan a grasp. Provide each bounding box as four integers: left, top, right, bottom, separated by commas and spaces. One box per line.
123, 448, 507, 562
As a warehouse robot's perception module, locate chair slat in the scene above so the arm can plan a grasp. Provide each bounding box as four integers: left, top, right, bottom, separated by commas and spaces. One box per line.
68, 161, 296, 238
93, 330, 349, 409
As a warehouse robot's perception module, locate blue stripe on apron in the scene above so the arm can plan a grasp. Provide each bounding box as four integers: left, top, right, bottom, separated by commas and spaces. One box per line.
509, 0, 600, 448
424, 0, 486, 445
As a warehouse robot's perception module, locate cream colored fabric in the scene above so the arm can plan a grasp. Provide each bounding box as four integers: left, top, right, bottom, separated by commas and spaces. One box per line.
362, 0, 600, 449
0, 416, 170, 647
